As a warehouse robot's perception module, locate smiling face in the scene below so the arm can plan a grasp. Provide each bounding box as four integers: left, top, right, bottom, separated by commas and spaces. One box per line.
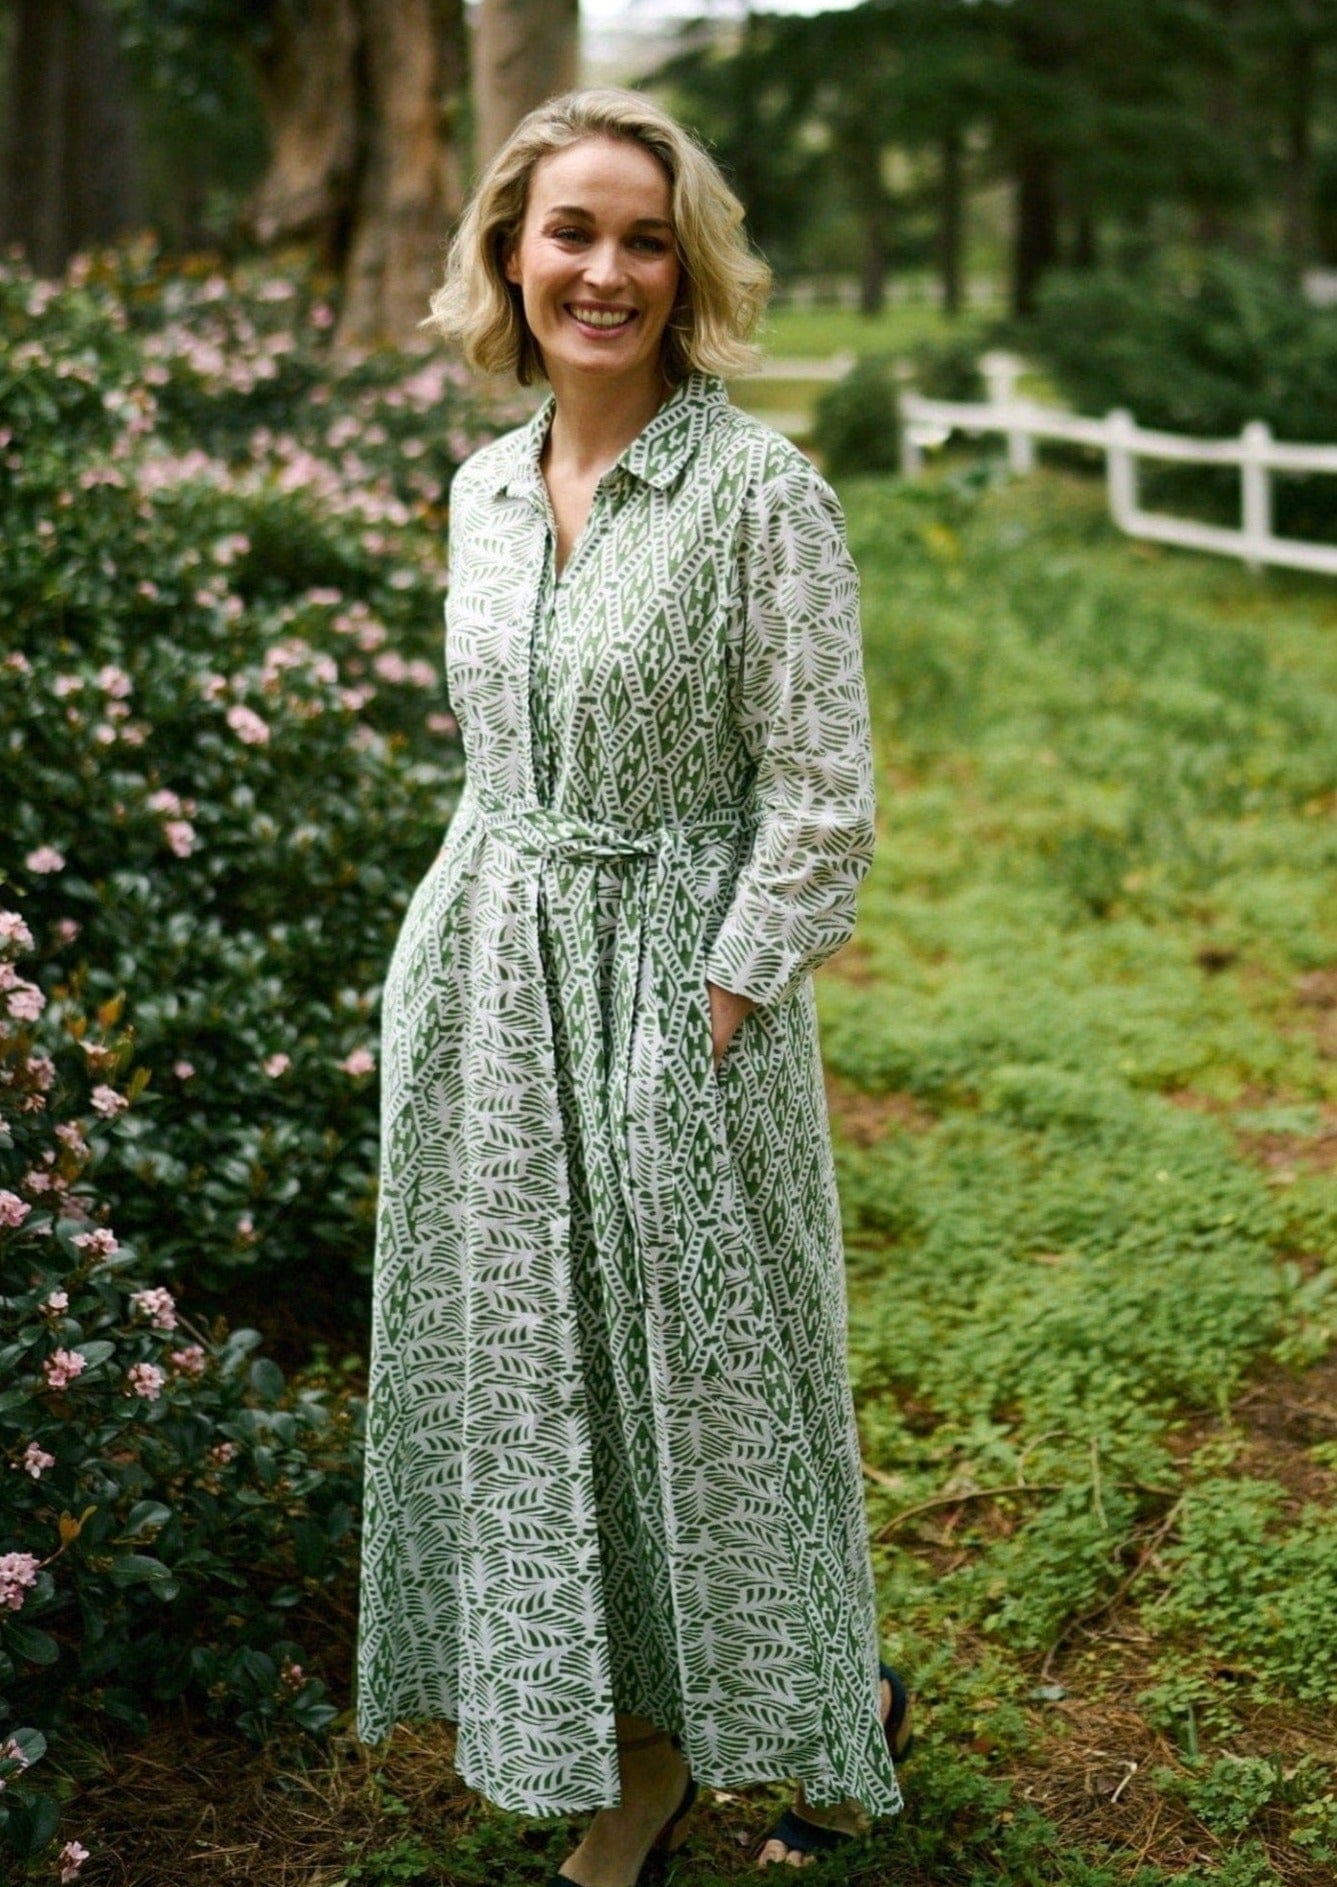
502, 134, 683, 395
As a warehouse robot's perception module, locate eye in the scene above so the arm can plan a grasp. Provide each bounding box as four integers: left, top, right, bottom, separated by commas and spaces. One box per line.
631, 236, 670, 253
551, 225, 589, 243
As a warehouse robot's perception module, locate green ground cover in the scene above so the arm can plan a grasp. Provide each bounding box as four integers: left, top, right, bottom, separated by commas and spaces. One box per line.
817, 463, 1337, 1885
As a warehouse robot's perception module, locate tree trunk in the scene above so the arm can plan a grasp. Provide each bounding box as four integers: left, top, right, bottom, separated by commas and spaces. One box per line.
1283, 29, 1314, 272
243, 0, 468, 349
337, 0, 466, 348
472, 0, 580, 172
858, 200, 888, 316
0, 0, 145, 275
938, 125, 963, 317
243, 0, 362, 258
1072, 206, 1098, 269
1011, 143, 1059, 317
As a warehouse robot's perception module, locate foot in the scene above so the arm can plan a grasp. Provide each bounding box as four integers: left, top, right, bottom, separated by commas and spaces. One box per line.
555, 1732, 691, 1887
754, 1677, 894, 1869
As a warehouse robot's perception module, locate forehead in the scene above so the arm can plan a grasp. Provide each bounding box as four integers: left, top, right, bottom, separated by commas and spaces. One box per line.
526, 136, 673, 220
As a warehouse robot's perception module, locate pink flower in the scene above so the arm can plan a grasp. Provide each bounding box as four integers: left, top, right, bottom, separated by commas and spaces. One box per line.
199, 673, 229, 702
59, 1837, 90, 1881
54, 1123, 86, 1154
226, 703, 270, 745
0, 1552, 41, 1611
0, 1191, 31, 1227
236, 1212, 257, 1243
93, 723, 117, 745
147, 788, 182, 815
427, 712, 458, 737
126, 1361, 165, 1401
22, 1442, 55, 1479
7, 982, 45, 1022
169, 1345, 206, 1377
163, 819, 195, 857
137, 579, 161, 601
43, 1289, 69, 1313
95, 664, 132, 698
43, 1348, 86, 1390
263, 1052, 290, 1078
3, 649, 32, 675
55, 918, 81, 945
173, 1060, 195, 1081
23, 1170, 52, 1194
211, 1439, 238, 1465
340, 1047, 375, 1077
25, 846, 65, 874
73, 1227, 118, 1258
90, 1085, 128, 1118
0, 911, 34, 950
1, 1731, 33, 1782
27, 1052, 55, 1091
130, 1286, 177, 1330
53, 675, 83, 698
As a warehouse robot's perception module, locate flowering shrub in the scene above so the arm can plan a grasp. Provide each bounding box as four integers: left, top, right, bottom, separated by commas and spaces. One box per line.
0, 910, 361, 1871
0, 235, 525, 1306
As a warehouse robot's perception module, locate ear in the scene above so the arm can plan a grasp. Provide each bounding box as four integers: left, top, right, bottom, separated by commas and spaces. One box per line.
501, 235, 521, 287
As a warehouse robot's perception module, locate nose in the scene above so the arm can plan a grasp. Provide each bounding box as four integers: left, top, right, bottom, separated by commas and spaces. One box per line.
580, 238, 626, 291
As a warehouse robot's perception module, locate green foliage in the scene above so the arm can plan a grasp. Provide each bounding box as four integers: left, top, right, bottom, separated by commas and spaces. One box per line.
1155, 1754, 1281, 1835
1149, 1477, 1337, 1702
0, 916, 359, 1867
0, 238, 515, 1305
907, 331, 989, 402
812, 357, 903, 477
1026, 253, 1337, 537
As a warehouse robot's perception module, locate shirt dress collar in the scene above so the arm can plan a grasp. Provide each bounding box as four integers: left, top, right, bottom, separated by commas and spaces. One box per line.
490, 369, 730, 503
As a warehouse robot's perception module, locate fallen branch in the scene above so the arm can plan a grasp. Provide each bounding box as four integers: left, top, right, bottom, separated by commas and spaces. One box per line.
873, 1480, 1066, 1542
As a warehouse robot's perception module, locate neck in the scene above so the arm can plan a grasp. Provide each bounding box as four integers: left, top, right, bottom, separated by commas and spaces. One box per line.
543, 362, 677, 478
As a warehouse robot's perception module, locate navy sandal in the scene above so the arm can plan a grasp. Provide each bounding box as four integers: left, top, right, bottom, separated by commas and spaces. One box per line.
550, 1731, 698, 1886
752, 1660, 913, 1867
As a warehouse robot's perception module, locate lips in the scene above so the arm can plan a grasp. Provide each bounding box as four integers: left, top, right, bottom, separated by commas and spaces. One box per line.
566, 304, 637, 331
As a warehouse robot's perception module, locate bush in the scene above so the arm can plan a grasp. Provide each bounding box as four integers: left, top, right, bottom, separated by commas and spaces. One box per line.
1026, 252, 1337, 538
0, 238, 518, 1316
0, 909, 362, 1872
812, 354, 903, 477
906, 331, 988, 403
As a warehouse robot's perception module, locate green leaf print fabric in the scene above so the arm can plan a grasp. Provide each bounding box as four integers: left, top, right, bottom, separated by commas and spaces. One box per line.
354, 370, 903, 1822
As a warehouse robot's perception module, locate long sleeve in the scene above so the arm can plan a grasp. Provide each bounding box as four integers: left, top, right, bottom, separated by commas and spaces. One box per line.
703, 456, 877, 1011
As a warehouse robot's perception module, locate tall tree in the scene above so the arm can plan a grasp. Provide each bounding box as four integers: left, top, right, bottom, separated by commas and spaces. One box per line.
0, 0, 147, 273
241, 0, 468, 348
472, 0, 579, 171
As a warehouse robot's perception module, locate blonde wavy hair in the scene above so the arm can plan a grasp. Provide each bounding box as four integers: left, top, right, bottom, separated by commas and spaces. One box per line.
421, 87, 772, 386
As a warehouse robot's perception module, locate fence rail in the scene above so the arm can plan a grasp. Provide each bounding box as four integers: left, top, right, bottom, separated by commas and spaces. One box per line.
900, 352, 1337, 578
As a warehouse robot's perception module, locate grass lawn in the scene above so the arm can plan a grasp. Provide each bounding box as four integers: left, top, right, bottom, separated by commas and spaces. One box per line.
753, 300, 1000, 361
59, 467, 1337, 1886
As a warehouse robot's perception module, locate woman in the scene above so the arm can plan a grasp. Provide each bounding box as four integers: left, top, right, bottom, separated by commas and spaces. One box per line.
353, 86, 912, 1882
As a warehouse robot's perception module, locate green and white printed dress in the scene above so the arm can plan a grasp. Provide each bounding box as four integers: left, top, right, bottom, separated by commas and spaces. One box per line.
354, 368, 902, 1824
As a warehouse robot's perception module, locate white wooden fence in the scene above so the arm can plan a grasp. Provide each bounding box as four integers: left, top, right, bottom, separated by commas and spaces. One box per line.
900, 352, 1337, 578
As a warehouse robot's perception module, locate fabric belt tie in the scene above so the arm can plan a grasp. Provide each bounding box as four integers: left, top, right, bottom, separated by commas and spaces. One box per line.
473, 798, 749, 1381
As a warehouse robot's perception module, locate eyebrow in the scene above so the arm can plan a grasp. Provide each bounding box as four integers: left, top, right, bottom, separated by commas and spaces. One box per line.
543, 206, 673, 230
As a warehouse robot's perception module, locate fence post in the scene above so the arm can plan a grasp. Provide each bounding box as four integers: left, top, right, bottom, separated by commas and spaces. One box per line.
900, 409, 923, 479
1106, 409, 1139, 532
980, 350, 1032, 474
1240, 421, 1273, 572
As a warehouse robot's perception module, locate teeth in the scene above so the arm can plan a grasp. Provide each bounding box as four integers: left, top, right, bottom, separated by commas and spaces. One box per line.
570, 307, 633, 328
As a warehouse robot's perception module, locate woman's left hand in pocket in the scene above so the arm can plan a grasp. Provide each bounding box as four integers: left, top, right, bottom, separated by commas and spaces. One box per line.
706, 979, 756, 1073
